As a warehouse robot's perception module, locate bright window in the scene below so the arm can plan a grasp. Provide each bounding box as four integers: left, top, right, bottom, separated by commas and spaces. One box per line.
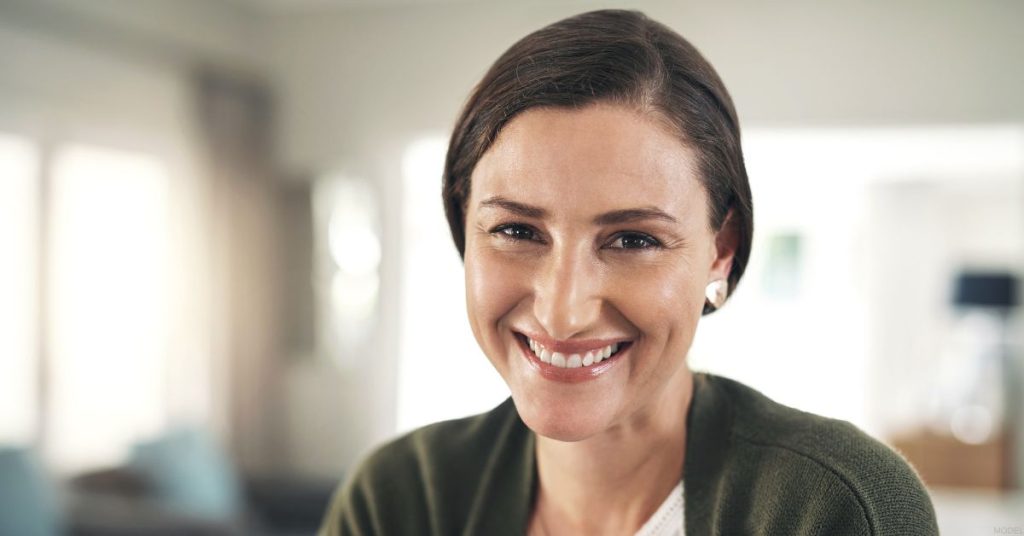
46, 144, 170, 472
396, 137, 509, 433
0, 133, 40, 446
689, 125, 1024, 436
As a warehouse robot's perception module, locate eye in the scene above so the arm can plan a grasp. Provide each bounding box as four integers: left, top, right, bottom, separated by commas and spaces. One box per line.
491, 223, 540, 242
607, 232, 662, 250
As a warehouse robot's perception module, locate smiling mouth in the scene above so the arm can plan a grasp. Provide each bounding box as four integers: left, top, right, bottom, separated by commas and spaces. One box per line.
514, 333, 632, 369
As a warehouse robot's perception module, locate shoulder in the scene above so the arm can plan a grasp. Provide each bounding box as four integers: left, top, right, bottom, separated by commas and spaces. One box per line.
319, 398, 527, 536
696, 374, 939, 535
356, 396, 522, 494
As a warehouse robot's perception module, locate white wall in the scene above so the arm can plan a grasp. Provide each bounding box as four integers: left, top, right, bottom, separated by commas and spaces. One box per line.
0, 0, 264, 70
267, 0, 1024, 172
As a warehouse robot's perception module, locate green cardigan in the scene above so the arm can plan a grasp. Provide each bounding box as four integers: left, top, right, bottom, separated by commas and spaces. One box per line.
321, 373, 939, 535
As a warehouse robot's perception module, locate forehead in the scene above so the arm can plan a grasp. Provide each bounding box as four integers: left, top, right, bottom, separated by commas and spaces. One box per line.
470, 104, 704, 214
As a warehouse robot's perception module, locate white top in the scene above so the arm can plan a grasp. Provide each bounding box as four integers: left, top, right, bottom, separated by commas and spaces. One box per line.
634, 480, 685, 536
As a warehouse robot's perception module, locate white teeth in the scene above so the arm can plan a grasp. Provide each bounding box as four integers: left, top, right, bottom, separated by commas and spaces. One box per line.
527, 337, 624, 368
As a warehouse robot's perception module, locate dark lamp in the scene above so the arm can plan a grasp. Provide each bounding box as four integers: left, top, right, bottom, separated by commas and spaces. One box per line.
952, 272, 1020, 309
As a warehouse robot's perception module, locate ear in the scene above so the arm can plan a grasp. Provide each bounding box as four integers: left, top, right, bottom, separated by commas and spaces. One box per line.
708, 209, 739, 284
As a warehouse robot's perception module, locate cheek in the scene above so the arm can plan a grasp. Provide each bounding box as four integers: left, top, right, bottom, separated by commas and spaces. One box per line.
464, 246, 528, 341
611, 260, 706, 342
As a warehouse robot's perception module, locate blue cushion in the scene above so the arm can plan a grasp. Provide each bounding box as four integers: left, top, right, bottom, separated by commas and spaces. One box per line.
130, 428, 241, 519
0, 447, 60, 536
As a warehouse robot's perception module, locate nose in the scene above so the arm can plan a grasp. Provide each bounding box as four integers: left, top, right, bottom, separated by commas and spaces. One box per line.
532, 244, 602, 340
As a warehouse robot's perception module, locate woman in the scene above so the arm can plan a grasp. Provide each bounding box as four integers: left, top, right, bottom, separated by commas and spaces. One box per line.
322, 9, 938, 535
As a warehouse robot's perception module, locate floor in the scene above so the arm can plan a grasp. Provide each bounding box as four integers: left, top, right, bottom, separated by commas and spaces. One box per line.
930, 487, 1024, 535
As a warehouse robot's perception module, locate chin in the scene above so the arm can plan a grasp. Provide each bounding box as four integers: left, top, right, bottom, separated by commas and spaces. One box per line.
509, 390, 615, 442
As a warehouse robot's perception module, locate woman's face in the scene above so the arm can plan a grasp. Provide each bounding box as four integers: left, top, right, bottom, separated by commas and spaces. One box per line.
463, 104, 735, 441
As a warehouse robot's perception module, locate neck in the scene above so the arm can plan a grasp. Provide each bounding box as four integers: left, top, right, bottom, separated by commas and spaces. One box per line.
530, 366, 693, 535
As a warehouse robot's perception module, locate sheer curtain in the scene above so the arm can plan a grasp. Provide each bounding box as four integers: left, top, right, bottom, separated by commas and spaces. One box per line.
194, 69, 290, 472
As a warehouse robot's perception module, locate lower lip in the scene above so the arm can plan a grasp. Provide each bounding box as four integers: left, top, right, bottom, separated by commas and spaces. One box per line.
515, 335, 628, 384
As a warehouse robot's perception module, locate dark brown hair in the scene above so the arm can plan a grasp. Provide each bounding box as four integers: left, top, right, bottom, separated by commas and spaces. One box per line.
442, 9, 753, 312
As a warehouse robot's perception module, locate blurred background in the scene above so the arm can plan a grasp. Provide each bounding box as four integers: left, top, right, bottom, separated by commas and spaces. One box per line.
0, 0, 1022, 534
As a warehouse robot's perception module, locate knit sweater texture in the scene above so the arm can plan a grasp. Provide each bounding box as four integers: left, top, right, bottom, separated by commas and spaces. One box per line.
320, 372, 939, 535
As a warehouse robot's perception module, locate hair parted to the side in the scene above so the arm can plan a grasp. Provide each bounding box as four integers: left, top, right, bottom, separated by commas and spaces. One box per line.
442, 9, 753, 314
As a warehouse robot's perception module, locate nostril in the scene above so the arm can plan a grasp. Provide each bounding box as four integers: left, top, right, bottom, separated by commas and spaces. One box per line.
531, 296, 603, 340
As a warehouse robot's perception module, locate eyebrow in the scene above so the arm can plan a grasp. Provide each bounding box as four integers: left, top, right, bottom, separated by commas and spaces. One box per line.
479, 195, 679, 225
594, 207, 679, 226
479, 196, 546, 218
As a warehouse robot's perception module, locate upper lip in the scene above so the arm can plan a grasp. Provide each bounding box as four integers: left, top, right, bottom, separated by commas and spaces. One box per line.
516, 331, 631, 354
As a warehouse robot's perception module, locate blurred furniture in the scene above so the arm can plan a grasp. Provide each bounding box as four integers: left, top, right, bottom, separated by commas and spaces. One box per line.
66, 427, 337, 536
130, 428, 243, 520
892, 430, 1011, 489
0, 447, 62, 536
68, 468, 337, 536
894, 270, 1020, 490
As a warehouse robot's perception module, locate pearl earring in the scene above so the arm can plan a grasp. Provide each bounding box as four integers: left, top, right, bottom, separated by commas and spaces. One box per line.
704, 279, 728, 311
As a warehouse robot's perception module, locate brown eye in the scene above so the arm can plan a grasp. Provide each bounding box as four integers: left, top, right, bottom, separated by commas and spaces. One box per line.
608, 232, 661, 250
492, 223, 538, 242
